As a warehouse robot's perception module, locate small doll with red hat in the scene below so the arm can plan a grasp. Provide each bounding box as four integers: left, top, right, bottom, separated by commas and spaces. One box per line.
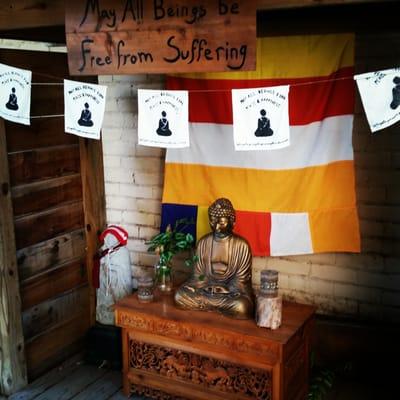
96, 225, 133, 325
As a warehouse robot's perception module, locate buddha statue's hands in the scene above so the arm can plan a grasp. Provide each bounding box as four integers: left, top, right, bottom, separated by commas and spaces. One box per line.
202, 285, 230, 296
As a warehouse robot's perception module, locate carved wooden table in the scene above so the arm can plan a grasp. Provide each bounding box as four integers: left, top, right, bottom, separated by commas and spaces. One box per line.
115, 293, 315, 400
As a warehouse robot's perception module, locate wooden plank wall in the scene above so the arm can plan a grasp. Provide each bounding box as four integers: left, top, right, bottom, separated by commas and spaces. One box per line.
0, 50, 99, 381
0, 119, 27, 395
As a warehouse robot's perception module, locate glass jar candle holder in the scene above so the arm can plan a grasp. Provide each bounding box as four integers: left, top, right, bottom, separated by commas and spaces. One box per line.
137, 275, 154, 303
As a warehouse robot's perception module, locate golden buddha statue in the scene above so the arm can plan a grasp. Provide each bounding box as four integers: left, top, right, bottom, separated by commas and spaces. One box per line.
174, 198, 254, 319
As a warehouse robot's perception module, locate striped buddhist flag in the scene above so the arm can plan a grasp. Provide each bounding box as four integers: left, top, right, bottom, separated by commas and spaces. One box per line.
161, 33, 360, 256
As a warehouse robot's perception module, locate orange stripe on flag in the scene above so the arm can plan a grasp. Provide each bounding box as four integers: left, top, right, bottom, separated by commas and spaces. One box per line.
163, 161, 356, 213
309, 208, 360, 253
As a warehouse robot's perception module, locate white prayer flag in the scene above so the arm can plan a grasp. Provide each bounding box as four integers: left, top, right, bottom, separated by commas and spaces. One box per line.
0, 63, 32, 125
64, 79, 107, 140
355, 68, 400, 132
138, 89, 189, 148
232, 85, 290, 151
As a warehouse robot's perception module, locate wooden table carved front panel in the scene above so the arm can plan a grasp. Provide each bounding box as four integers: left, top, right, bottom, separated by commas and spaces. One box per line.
115, 294, 315, 400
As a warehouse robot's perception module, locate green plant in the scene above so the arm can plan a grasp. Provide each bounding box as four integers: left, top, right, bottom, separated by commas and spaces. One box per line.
307, 351, 353, 400
146, 218, 197, 269
308, 367, 335, 400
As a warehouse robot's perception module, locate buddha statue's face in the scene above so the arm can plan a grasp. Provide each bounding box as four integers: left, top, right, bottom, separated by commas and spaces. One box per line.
210, 216, 233, 238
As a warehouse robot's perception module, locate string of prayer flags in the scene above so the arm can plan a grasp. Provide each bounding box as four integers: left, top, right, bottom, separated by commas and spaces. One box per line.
64, 79, 107, 140
232, 85, 290, 151
138, 89, 189, 148
354, 67, 400, 132
0, 62, 32, 125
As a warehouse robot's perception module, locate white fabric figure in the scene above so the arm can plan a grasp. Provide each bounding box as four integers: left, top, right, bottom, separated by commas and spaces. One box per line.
96, 226, 133, 325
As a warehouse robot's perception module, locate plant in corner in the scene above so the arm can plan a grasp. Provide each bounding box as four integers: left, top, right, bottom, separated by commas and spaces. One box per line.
146, 218, 197, 293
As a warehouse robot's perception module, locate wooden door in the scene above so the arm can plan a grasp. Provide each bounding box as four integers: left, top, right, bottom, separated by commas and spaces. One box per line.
0, 49, 105, 380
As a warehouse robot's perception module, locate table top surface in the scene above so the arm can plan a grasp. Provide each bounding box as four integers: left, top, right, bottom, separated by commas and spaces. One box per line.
115, 291, 315, 345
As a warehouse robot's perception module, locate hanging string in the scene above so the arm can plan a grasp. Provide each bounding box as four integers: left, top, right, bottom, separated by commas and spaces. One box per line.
31, 82, 64, 86
185, 75, 354, 92
28, 74, 354, 90
21, 73, 358, 119
30, 114, 64, 118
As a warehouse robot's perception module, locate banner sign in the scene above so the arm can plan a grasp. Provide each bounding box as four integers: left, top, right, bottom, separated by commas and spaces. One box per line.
138, 89, 189, 148
0, 63, 31, 125
232, 85, 290, 151
64, 79, 107, 139
65, 0, 256, 75
355, 67, 400, 132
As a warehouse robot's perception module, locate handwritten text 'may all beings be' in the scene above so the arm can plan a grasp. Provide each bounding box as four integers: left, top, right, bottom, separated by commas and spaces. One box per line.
79, 0, 241, 27
76, 0, 247, 72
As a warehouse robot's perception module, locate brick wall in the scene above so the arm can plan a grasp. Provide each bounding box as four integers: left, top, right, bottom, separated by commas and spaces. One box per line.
99, 32, 400, 323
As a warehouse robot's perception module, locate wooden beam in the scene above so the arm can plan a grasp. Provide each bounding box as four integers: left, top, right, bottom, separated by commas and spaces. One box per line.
257, 0, 397, 10
0, 1, 65, 31
79, 137, 106, 325
0, 0, 394, 32
0, 118, 27, 396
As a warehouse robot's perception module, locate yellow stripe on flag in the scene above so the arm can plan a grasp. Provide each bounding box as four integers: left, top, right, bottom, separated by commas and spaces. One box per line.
196, 206, 211, 241
163, 161, 356, 213
309, 208, 360, 253
172, 34, 354, 80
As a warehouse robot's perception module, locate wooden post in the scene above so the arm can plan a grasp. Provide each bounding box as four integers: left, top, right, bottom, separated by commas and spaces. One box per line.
0, 118, 27, 395
79, 137, 106, 325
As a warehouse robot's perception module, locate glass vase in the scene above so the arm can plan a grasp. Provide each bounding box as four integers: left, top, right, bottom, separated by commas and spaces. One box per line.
155, 263, 173, 293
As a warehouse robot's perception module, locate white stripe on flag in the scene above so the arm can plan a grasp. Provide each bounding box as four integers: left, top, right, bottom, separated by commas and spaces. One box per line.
270, 213, 313, 256
166, 115, 354, 170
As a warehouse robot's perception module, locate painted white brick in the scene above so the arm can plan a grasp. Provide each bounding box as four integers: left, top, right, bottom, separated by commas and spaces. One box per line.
335, 254, 384, 272
154, 214, 162, 228
127, 239, 148, 253
105, 182, 120, 195
124, 224, 139, 238
314, 296, 358, 316
104, 167, 134, 184
133, 172, 164, 186
136, 199, 162, 214
116, 98, 137, 112
98, 75, 113, 83
288, 275, 308, 292
311, 264, 357, 283
137, 252, 159, 267
152, 187, 163, 200
106, 196, 137, 211
307, 279, 334, 297
104, 141, 135, 157
135, 145, 165, 158
104, 156, 121, 168
120, 183, 153, 199
121, 156, 163, 172
139, 226, 161, 240
104, 85, 133, 99
266, 257, 311, 276
356, 271, 400, 290
101, 128, 123, 142
334, 283, 380, 303
122, 211, 156, 226
106, 209, 122, 223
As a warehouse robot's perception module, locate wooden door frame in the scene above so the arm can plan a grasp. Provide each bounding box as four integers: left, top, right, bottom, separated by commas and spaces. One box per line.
79, 137, 106, 324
